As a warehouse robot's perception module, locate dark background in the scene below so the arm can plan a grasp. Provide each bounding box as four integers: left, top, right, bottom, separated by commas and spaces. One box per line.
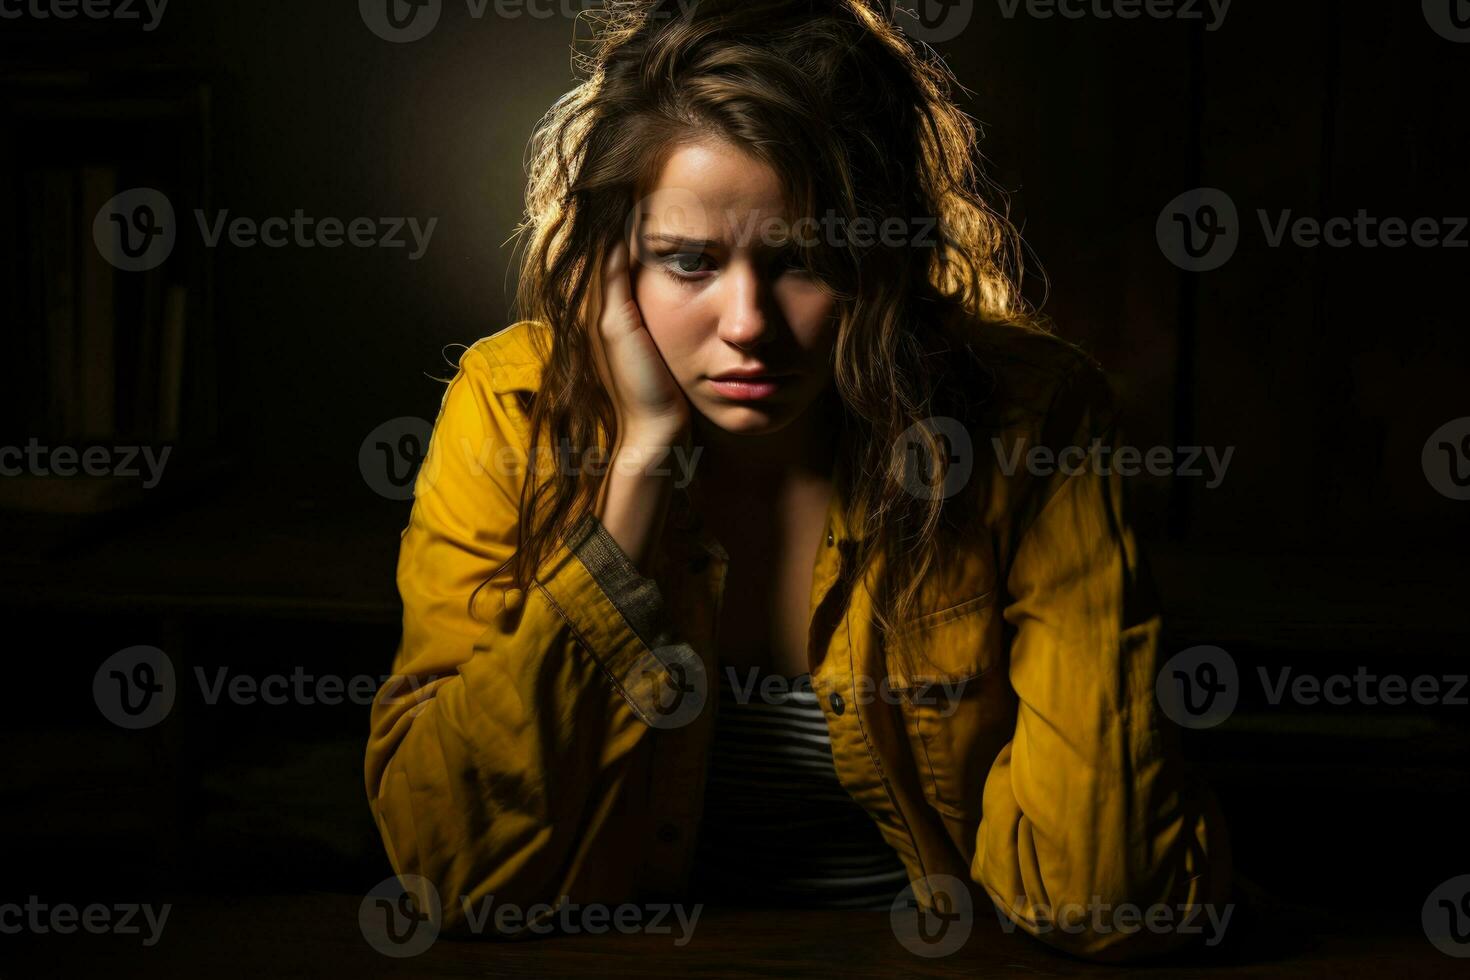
2, 0, 1467, 971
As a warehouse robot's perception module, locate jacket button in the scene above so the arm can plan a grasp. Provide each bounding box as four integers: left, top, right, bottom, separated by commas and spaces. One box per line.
689, 553, 709, 573
656, 822, 681, 844
828, 692, 845, 715
826, 529, 835, 546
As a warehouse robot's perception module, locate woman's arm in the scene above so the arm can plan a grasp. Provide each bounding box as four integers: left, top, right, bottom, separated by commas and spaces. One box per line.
973, 359, 1232, 962
363, 342, 690, 937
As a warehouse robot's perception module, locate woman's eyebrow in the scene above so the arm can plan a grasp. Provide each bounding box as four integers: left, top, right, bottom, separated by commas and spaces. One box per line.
640, 232, 722, 249
642, 231, 800, 252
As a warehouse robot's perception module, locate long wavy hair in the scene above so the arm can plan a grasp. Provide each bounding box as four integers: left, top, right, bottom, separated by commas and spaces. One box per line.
478, 0, 1063, 677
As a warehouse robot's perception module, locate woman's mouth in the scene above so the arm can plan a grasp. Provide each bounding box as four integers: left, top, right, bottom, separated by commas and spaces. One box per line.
706, 375, 794, 400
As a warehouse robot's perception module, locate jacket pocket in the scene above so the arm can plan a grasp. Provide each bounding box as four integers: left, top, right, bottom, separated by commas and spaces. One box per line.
886, 590, 999, 687
885, 592, 1014, 821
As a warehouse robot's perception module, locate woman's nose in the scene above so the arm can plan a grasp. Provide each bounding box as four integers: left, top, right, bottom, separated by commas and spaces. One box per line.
716, 262, 775, 348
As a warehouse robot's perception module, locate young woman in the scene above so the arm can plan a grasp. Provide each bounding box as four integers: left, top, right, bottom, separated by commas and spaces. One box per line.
365, 0, 1229, 960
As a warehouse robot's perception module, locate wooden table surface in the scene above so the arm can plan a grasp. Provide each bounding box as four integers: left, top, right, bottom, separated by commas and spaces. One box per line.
5, 891, 1462, 978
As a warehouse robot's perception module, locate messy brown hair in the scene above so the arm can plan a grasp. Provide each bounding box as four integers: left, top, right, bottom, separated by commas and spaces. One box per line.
481, 0, 1056, 677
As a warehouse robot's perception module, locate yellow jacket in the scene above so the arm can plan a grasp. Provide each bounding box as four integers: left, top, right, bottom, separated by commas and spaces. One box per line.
365, 319, 1230, 960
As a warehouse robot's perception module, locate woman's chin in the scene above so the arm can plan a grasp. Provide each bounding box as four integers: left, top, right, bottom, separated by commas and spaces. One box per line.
693, 402, 801, 437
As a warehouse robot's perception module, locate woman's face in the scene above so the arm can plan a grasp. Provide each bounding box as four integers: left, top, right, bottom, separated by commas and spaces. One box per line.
628, 138, 840, 437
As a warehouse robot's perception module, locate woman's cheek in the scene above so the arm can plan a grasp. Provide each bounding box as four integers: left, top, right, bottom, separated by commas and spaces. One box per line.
635, 283, 708, 384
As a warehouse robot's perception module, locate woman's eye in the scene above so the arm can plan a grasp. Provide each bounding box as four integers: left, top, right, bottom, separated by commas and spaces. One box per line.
664, 252, 711, 277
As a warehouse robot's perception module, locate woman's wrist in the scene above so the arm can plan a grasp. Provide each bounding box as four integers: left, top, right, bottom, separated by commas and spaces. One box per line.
594, 445, 679, 576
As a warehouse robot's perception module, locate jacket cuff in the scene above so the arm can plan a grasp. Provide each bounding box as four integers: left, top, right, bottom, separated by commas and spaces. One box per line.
535, 511, 701, 728
564, 511, 676, 650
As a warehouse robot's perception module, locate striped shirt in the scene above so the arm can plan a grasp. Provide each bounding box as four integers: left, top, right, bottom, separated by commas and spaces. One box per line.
687, 666, 911, 910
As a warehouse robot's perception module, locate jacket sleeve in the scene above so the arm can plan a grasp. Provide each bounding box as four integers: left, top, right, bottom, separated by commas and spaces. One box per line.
363, 344, 698, 936
972, 360, 1232, 961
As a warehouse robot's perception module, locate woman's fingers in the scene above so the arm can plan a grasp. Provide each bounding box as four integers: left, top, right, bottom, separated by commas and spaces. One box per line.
599, 238, 641, 338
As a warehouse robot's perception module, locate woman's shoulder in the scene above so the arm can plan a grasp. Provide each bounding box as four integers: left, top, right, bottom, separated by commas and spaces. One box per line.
934, 313, 1116, 443
456, 320, 553, 395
